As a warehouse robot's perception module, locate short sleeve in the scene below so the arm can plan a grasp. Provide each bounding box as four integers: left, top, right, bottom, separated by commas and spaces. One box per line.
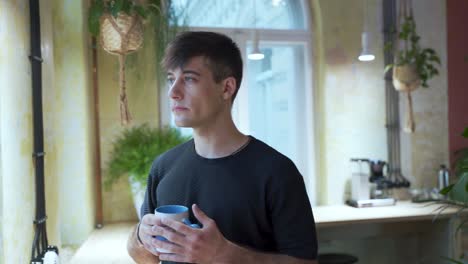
267, 158, 318, 260
140, 157, 161, 218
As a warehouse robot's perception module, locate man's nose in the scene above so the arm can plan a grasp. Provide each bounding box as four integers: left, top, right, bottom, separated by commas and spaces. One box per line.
168, 78, 183, 100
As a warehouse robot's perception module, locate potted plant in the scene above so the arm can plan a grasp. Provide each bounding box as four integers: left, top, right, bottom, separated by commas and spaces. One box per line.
385, 15, 441, 133
440, 127, 468, 201
88, 0, 185, 125
106, 123, 190, 218
437, 127, 468, 263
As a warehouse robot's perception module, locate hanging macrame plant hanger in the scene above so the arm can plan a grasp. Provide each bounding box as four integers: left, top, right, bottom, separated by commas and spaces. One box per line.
100, 11, 144, 125
392, 0, 419, 133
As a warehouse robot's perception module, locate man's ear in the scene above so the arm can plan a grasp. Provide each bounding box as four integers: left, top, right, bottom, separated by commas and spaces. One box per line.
222, 77, 237, 101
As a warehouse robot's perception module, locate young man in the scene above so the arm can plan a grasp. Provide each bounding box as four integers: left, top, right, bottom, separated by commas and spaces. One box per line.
127, 31, 318, 264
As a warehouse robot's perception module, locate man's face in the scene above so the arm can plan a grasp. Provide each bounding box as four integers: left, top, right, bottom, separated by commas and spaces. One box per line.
167, 56, 231, 129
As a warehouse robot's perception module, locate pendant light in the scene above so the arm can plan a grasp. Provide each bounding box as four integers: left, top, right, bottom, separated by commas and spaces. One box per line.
248, 0, 264, 60
358, 0, 375, 61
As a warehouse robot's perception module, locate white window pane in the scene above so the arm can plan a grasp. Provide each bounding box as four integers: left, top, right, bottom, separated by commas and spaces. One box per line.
244, 44, 307, 175
171, 0, 306, 30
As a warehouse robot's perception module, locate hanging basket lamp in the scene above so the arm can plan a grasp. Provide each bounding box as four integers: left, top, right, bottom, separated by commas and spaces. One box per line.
388, 0, 441, 133
392, 64, 420, 93
392, 63, 420, 133
100, 12, 144, 125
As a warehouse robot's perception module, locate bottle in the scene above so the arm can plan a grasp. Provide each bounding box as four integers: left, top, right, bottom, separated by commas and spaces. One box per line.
438, 164, 450, 190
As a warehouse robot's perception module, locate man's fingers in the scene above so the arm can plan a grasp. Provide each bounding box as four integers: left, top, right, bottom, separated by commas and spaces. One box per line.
142, 241, 160, 256
160, 218, 192, 234
192, 204, 211, 226
141, 213, 161, 225
151, 225, 186, 245
158, 252, 186, 263
140, 223, 159, 237
152, 238, 184, 255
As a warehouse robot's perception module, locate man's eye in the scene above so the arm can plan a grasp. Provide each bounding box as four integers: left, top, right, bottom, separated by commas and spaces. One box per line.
167, 78, 175, 85
185, 76, 196, 82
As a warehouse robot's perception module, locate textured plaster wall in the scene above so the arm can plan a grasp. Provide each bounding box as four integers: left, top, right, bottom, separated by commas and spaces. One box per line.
0, 87, 2, 263
0, 0, 97, 260
52, 0, 96, 245
0, 3, 6, 258
0, 1, 35, 262
399, 0, 448, 188
311, 0, 448, 204
313, 0, 387, 204
41, 0, 61, 250
98, 17, 160, 223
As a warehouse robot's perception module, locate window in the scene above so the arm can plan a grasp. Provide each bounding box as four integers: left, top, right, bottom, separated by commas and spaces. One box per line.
167, 0, 316, 204
172, 0, 305, 30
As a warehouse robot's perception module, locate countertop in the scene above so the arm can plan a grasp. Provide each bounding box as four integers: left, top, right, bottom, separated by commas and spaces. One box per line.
313, 200, 460, 228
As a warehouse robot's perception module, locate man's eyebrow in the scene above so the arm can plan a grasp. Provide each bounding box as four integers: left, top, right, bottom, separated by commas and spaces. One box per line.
182, 70, 201, 76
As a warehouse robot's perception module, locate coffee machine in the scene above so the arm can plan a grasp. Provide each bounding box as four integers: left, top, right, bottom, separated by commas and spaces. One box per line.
348, 158, 397, 208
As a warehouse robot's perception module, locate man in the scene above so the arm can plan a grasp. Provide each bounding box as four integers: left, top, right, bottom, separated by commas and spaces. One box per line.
127, 31, 318, 264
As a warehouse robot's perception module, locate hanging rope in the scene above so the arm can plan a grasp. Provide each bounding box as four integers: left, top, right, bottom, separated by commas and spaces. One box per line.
404, 91, 415, 133
393, 0, 418, 133
100, 12, 143, 125
118, 53, 131, 125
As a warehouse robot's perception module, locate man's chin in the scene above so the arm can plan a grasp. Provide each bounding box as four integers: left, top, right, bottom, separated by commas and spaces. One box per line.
173, 120, 192, 128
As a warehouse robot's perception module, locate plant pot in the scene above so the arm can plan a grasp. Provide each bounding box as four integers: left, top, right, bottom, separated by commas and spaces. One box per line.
128, 176, 146, 220
100, 13, 143, 55
392, 64, 421, 92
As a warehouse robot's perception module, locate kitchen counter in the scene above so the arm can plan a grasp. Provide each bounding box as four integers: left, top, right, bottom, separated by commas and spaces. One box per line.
313, 201, 463, 264
313, 200, 458, 228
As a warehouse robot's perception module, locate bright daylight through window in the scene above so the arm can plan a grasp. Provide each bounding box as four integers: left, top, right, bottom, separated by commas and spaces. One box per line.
169, 0, 316, 203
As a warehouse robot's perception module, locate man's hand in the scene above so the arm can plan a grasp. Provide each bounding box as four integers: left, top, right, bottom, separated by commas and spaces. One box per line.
151, 204, 229, 263
139, 213, 164, 256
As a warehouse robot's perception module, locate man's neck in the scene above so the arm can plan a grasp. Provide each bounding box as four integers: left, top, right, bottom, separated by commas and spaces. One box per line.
192, 117, 249, 159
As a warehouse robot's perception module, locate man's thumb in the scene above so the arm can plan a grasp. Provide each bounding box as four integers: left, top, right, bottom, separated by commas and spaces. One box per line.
192, 204, 210, 225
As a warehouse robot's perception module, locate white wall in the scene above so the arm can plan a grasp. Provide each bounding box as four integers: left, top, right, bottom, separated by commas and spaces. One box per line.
400, 0, 449, 189
0, 1, 35, 262
0, 2, 98, 263
315, 0, 387, 204
51, 0, 97, 245
313, 0, 448, 204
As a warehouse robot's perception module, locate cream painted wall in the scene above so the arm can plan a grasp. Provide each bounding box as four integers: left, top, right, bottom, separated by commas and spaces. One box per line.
0, 9, 6, 256
0, 1, 35, 262
400, 0, 449, 189
99, 17, 160, 223
52, 0, 96, 245
315, 0, 388, 204
312, 0, 448, 205
311, 1, 449, 261
41, 0, 61, 250
0, 0, 97, 260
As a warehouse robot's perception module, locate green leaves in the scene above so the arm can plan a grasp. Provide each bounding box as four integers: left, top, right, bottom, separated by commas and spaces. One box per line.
110, 0, 124, 17
439, 184, 455, 195
105, 124, 190, 188
384, 64, 394, 74
87, 0, 160, 36
133, 5, 148, 19
385, 15, 441, 88
454, 146, 468, 178
88, 0, 104, 37
463, 127, 468, 138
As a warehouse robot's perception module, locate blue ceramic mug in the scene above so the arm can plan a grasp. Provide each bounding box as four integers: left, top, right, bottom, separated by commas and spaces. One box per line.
154, 205, 200, 253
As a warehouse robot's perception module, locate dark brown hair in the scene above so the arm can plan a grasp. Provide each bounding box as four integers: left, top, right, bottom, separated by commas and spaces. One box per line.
162, 31, 243, 101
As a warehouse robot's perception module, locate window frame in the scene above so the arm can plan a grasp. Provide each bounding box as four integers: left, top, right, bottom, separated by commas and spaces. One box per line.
160, 1, 318, 205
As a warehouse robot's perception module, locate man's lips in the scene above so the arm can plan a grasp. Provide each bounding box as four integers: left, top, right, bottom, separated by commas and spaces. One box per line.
172, 106, 189, 112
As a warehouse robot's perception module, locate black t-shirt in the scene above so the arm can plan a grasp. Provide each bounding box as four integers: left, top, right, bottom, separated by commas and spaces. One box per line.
141, 136, 318, 263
